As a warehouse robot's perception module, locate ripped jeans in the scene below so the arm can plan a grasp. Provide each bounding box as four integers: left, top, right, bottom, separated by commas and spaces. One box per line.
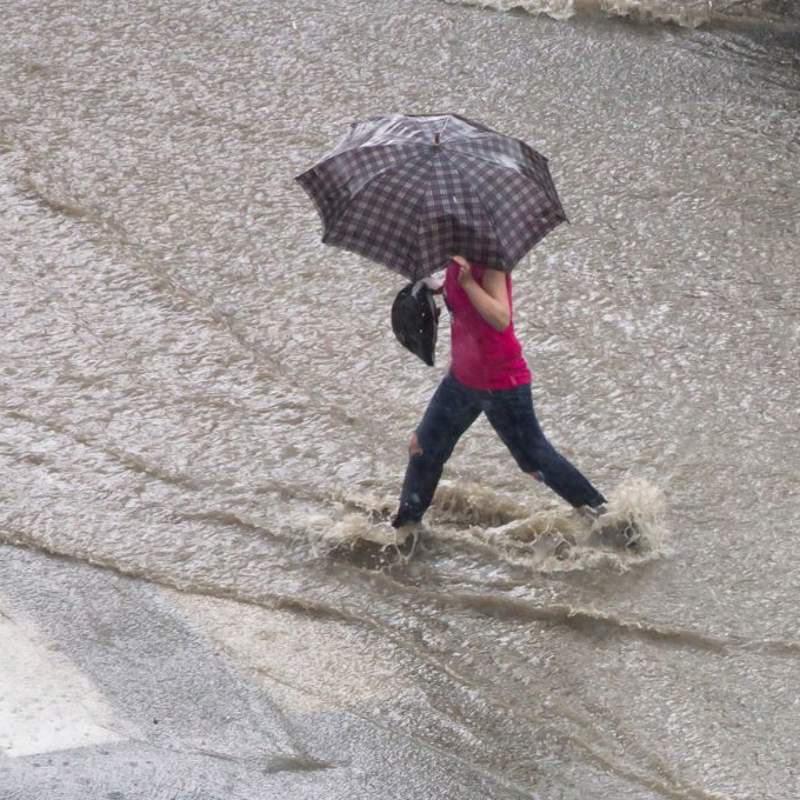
393, 372, 606, 527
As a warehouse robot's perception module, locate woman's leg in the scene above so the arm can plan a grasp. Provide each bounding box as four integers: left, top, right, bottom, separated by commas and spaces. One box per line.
483, 384, 606, 509
393, 373, 481, 527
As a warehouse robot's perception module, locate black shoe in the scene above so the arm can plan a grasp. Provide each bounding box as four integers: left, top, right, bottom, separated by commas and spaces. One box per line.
391, 511, 421, 529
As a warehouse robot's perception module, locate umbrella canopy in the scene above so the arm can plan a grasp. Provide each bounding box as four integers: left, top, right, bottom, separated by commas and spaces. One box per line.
295, 114, 567, 281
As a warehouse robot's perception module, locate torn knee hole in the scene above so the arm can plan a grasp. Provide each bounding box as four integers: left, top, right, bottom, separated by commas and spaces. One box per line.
408, 434, 423, 456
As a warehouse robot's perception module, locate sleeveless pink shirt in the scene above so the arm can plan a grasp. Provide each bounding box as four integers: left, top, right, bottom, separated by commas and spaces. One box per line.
443, 261, 531, 390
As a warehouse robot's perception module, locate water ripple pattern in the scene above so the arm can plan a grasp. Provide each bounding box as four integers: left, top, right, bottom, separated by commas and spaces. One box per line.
1, 1, 799, 798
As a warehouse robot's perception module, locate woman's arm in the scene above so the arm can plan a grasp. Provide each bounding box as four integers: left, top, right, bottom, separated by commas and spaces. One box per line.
452, 256, 511, 333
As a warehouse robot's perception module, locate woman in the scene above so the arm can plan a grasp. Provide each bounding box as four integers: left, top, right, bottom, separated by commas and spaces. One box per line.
392, 255, 616, 541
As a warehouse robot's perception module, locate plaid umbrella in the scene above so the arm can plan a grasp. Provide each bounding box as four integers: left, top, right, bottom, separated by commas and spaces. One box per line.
295, 113, 567, 281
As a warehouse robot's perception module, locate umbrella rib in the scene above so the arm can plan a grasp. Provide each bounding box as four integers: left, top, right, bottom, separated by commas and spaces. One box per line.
444, 139, 540, 179
322, 151, 438, 279
313, 139, 434, 175
440, 151, 512, 270
453, 144, 564, 221
321, 149, 434, 242
446, 129, 537, 151
400, 156, 442, 281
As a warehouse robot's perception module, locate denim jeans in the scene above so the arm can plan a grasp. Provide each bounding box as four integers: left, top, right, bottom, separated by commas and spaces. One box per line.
393, 372, 606, 526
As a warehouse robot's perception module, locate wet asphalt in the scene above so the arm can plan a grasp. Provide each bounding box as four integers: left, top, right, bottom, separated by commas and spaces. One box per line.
0, 545, 533, 800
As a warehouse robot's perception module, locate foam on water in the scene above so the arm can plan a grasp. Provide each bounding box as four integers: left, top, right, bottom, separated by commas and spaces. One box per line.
446, 0, 578, 22
432, 477, 670, 572
444, 0, 791, 28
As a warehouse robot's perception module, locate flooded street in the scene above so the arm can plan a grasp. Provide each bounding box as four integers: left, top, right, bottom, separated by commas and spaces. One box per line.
1, 0, 799, 797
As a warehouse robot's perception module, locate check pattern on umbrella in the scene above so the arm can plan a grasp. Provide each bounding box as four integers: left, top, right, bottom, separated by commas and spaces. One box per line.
296, 114, 567, 281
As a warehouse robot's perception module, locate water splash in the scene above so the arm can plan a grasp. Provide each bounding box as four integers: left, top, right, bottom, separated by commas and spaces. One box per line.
443, 0, 789, 28
320, 478, 669, 572
598, 0, 713, 27
431, 477, 670, 572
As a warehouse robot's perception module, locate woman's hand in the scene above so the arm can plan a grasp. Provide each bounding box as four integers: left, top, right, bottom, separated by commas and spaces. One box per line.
451, 255, 475, 288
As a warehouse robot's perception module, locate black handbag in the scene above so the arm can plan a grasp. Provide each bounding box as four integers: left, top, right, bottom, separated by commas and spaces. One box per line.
391, 281, 441, 366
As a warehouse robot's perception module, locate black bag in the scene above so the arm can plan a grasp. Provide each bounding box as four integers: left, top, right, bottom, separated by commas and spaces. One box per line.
391, 282, 440, 366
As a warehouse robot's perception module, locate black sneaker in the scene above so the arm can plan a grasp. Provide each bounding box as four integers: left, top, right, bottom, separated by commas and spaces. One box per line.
391, 511, 419, 528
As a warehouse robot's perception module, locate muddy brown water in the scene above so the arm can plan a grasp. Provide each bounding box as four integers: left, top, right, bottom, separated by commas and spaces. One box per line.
1, 1, 799, 797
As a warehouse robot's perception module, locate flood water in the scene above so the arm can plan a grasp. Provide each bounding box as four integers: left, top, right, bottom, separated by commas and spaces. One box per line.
1, 1, 799, 797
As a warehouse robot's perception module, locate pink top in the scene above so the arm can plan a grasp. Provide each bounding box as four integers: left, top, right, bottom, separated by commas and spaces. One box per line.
443, 261, 531, 390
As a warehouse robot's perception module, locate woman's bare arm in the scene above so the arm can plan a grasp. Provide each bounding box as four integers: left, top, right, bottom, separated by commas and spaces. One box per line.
452, 256, 511, 332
